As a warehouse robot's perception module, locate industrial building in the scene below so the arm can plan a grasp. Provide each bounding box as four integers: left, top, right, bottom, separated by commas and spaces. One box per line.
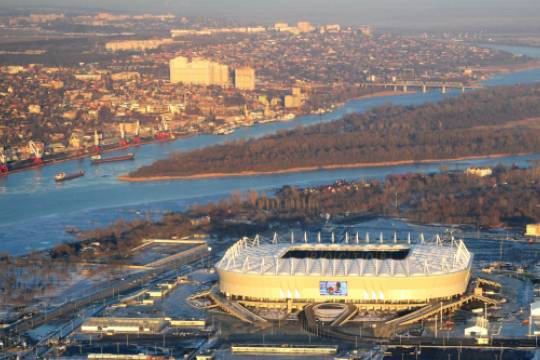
465, 166, 493, 177
81, 317, 167, 334
215, 233, 473, 305
105, 39, 173, 52
465, 316, 489, 337
529, 300, 540, 335
169, 56, 230, 87
80, 317, 205, 334
525, 224, 540, 237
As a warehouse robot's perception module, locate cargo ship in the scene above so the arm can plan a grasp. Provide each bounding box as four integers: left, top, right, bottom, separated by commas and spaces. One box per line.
90, 153, 135, 164
55, 171, 85, 182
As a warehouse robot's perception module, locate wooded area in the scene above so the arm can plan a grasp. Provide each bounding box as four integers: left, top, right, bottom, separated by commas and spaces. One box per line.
129, 83, 540, 178
224, 165, 540, 229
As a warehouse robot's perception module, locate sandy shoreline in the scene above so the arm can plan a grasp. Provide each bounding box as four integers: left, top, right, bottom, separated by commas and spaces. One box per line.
474, 59, 540, 74
355, 89, 413, 99
299, 89, 413, 116
119, 152, 526, 182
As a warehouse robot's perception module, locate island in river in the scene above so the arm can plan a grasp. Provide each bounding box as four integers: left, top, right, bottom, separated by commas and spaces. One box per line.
122, 83, 540, 181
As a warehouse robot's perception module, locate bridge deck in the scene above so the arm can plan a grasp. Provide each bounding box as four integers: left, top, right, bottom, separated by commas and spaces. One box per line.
208, 287, 268, 324
330, 304, 358, 327
477, 277, 502, 289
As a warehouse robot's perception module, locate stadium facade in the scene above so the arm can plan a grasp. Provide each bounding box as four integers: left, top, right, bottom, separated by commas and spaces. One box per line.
215, 233, 472, 305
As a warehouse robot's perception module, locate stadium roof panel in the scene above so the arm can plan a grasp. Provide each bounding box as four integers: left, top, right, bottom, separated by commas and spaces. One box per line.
216, 233, 472, 278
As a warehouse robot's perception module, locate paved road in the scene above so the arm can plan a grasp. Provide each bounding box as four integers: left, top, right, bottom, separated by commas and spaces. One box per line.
1, 247, 211, 357
301, 304, 540, 349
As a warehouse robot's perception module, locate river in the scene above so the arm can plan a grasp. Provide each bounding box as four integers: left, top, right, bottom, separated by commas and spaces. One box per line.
1, 45, 540, 255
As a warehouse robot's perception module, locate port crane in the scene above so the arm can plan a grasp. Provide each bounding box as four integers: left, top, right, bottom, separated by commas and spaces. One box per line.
28, 140, 43, 165
132, 120, 142, 144
93, 130, 102, 152
0, 151, 8, 174
118, 123, 128, 146
155, 118, 174, 141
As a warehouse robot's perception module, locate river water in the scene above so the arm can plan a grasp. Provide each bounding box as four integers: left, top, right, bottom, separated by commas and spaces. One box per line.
2, 45, 540, 255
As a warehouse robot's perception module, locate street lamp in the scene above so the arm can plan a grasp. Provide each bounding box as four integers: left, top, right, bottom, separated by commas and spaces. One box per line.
207, 247, 213, 268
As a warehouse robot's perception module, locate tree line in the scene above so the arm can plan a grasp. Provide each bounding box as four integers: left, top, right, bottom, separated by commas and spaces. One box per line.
192, 165, 540, 230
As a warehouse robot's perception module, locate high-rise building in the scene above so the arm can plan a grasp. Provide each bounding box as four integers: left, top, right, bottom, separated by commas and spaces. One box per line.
321, 24, 341, 33
285, 87, 305, 108
169, 56, 230, 87
297, 21, 315, 33
284, 95, 303, 108
234, 67, 256, 91
273, 22, 289, 31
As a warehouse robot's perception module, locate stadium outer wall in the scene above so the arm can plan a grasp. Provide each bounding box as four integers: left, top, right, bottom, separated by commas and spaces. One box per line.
217, 268, 471, 304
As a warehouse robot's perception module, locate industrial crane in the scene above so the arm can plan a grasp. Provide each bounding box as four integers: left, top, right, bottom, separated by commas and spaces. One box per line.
94, 130, 102, 152
0, 151, 8, 174
28, 140, 43, 165
118, 123, 128, 147
132, 120, 142, 145
155, 118, 168, 141
155, 118, 175, 141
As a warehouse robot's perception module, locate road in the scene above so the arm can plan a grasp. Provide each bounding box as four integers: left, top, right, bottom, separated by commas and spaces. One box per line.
1, 246, 212, 358
301, 304, 540, 350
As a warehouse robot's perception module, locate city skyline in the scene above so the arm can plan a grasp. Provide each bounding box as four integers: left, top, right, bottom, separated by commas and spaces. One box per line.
1, 0, 540, 30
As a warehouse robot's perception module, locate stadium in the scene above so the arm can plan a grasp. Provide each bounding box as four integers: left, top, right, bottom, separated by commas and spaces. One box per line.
215, 232, 473, 306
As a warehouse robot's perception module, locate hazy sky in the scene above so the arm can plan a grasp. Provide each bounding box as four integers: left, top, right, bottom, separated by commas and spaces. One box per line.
3, 0, 540, 30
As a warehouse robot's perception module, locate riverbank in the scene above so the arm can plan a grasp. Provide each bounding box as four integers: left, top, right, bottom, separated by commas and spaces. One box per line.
474, 58, 540, 74
355, 89, 413, 99
0, 89, 405, 179
2, 58, 533, 180
259, 88, 412, 123
0, 134, 191, 178
117, 67, 540, 182
118, 152, 525, 182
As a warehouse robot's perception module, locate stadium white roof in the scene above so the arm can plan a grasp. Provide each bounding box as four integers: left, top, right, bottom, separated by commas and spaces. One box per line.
216, 232, 472, 277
